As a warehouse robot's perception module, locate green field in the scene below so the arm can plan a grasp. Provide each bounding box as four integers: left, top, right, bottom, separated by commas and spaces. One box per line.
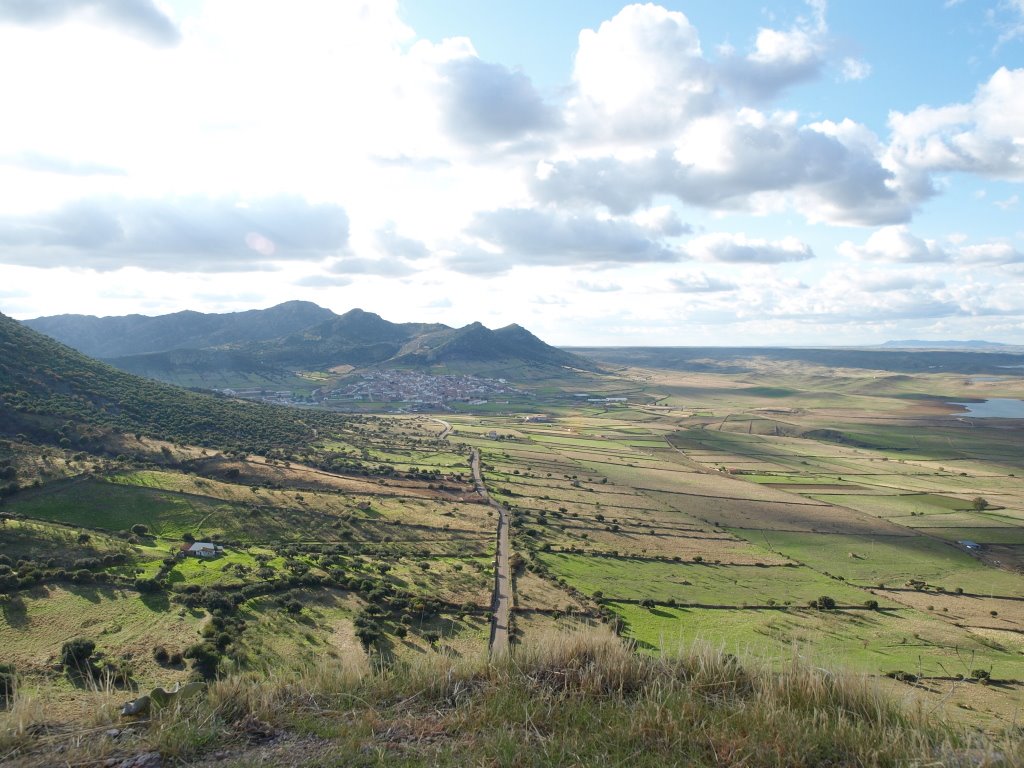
3, 356, 1024, 746
538, 552, 883, 607
610, 602, 1024, 678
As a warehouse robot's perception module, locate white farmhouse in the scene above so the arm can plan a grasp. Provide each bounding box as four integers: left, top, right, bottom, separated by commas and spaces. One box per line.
183, 542, 224, 558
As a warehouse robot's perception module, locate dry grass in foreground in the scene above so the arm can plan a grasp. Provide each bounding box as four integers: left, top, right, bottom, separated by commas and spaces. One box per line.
1, 628, 1021, 767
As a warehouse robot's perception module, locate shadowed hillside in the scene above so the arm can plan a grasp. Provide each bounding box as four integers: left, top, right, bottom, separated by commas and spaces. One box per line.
0, 311, 349, 453
23, 300, 335, 359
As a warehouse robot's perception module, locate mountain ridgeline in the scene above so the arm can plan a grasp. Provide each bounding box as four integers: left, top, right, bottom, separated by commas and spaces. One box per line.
24, 301, 594, 377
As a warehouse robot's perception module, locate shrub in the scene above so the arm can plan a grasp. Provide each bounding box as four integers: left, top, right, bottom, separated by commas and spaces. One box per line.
153, 646, 170, 664
886, 670, 918, 682
864, 599, 879, 610
60, 638, 96, 673
0, 663, 14, 705
130, 524, 149, 536
184, 642, 220, 679
355, 624, 383, 650
134, 578, 162, 593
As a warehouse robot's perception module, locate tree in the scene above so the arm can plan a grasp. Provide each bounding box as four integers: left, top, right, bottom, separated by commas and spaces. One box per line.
972, 497, 989, 512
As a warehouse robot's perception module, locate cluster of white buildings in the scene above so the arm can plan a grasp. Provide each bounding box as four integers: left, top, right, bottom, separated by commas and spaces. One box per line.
325, 371, 521, 407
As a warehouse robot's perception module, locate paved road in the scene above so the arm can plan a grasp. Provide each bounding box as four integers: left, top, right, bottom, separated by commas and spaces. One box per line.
472, 448, 511, 656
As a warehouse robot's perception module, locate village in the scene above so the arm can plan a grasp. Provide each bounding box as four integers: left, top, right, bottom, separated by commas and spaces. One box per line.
216, 370, 524, 409
321, 370, 524, 409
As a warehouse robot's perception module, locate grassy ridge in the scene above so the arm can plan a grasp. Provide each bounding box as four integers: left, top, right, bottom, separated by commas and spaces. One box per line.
4, 628, 1017, 767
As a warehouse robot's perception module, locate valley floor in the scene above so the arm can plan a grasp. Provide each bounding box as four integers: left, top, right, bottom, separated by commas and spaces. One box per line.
3, 360, 1024, 762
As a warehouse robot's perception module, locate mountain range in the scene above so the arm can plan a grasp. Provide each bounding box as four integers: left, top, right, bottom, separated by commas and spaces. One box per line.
879, 339, 1010, 350
23, 302, 595, 382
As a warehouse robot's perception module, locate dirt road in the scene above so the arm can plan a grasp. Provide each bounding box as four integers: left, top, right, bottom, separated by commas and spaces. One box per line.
429, 418, 453, 440
471, 448, 511, 656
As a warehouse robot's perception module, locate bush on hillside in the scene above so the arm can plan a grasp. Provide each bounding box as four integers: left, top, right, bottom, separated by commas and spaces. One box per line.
60, 637, 98, 679
0, 663, 14, 706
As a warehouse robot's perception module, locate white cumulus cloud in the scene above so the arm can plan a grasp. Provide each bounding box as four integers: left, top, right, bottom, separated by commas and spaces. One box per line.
682, 233, 815, 263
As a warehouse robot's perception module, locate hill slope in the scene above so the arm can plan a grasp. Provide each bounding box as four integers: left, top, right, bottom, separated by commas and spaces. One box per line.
249, 308, 451, 367
23, 300, 335, 359
395, 321, 588, 370
0, 311, 347, 452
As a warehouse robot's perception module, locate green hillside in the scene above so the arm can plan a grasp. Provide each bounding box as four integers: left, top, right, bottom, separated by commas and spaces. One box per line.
0, 311, 347, 453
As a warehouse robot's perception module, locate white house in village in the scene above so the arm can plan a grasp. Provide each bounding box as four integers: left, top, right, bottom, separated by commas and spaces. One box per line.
181, 541, 224, 558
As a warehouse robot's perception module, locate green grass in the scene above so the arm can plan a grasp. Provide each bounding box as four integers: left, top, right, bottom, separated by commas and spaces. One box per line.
610, 602, 1024, 678
753, 530, 1024, 595
0, 583, 203, 679
924, 527, 1024, 545
537, 552, 878, 607
4, 627, 1017, 766
0, 518, 136, 562
5, 478, 247, 539
807, 493, 981, 518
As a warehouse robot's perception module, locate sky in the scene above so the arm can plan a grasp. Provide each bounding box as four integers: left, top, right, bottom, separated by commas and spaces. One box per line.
0, 0, 1023, 346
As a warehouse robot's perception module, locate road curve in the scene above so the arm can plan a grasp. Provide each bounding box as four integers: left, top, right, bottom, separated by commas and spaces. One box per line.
472, 448, 511, 656
429, 418, 453, 440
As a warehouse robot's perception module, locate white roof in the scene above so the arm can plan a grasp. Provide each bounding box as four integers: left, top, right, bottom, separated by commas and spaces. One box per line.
188, 542, 219, 550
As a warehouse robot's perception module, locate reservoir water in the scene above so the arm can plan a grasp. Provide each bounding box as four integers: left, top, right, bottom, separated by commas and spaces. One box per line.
952, 398, 1024, 418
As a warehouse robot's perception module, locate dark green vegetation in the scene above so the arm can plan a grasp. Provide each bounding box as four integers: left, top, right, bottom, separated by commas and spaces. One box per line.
0, 311, 355, 453
24, 300, 337, 359
26, 302, 597, 383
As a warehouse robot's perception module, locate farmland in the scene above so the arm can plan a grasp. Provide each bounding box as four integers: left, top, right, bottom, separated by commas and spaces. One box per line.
0, 414, 501, 727
3, 355, 1024, 744
439, 359, 1024, 726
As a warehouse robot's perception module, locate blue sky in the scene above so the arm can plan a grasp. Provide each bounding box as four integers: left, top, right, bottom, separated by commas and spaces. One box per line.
0, 0, 1022, 345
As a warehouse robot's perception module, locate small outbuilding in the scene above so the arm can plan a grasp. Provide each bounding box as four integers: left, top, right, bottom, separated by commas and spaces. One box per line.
182, 542, 224, 558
